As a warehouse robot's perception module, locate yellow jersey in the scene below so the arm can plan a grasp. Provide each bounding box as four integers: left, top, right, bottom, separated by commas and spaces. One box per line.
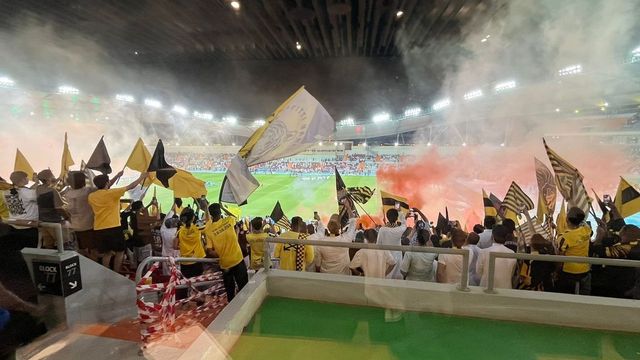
558, 225, 591, 274
204, 217, 243, 269
274, 231, 314, 271
247, 232, 268, 270
88, 187, 126, 230
177, 224, 206, 265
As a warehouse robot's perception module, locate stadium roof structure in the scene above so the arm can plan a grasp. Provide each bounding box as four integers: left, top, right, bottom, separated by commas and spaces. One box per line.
0, 0, 496, 62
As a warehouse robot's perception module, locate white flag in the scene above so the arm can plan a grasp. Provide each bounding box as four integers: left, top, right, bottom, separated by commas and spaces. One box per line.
221, 87, 334, 204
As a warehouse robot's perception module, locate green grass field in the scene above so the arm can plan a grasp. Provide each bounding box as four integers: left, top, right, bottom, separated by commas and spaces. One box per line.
143, 172, 379, 220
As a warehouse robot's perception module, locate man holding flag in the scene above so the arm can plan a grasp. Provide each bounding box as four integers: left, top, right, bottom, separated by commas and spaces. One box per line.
88, 171, 148, 273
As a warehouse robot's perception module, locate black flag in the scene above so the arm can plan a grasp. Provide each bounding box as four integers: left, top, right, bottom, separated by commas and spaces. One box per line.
335, 167, 359, 227
86, 136, 112, 174
270, 201, 291, 231
147, 139, 177, 187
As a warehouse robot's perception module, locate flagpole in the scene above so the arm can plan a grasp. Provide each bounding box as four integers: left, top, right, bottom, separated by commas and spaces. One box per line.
348, 192, 379, 228
115, 164, 126, 185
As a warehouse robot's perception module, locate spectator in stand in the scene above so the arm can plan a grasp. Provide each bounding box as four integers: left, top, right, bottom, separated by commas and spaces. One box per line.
246, 217, 271, 270
204, 203, 248, 302
437, 228, 469, 284
35, 170, 70, 249
350, 229, 396, 278
502, 218, 518, 252
88, 171, 147, 272
274, 216, 315, 271
478, 216, 496, 249
65, 171, 96, 259
400, 229, 437, 282
476, 224, 517, 289
463, 231, 481, 286
521, 234, 556, 291
557, 207, 592, 295
377, 208, 407, 279
3, 171, 39, 249
172, 198, 184, 216
160, 214, 180, 276
592, 224, 640, 298
314, 206, 357, 275
174, 207, 205, 278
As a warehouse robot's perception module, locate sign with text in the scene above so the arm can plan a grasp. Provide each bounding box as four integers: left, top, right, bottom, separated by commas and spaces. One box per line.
33, 256, 82, 297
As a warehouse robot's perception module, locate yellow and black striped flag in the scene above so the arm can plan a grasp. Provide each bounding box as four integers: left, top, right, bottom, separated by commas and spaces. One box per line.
381, 190, 410, 216
592, 189, 610, 223
348, 186, 375, 204
503, 181, 534, 214
614, 177, 640, 218
270, 201, 291, 231
482, 189, 497, 218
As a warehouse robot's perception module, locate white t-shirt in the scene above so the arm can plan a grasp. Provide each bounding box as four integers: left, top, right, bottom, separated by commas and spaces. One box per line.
377, 214, 407, 279
314, 218, 357, 275
477, 229, 493, 249
438, 249, 470, 284
400, 251, 437, 281
65, 187, 96, 231
349, 248, 396, 278
4, 188, 38, 222
476, 244, 517, 288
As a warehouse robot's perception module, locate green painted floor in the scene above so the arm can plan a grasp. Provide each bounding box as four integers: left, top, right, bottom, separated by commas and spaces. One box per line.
229, 297, 639, 360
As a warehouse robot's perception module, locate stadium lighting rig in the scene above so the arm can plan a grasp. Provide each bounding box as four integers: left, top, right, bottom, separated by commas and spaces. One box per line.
172, 105, 188, 115
494, 80, 516, 93
230, 1, 240, 10
432, 98, 451, 111
403, 107, 421, 117
0, 76, 15, 88
463, 89, 483, 100
223, 116, 237, 125
193, 111, 213, 120
339, 117, 355, 126
631, 46, 640, 63
558, 64, 582, 77
372, 112, 390, 123
252, 119, 266, 127
144, 98, 163, 109
58, 85, 79, 95
115, 94, 135, 103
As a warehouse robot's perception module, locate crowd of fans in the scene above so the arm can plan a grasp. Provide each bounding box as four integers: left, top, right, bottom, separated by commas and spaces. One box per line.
1, 162, 640, 356
165, 152, 402, 176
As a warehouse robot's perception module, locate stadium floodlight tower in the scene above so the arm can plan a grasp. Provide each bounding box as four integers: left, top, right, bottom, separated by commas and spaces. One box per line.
172, 105, 188, 116
223, 116, 238, 125
0, 76, 15, 88
339, 117, 355, 126
463, 89, 483, 100
58, 85, 80, 95
558, 64, 582, 77
631, 46, 640, 63
194, 111, 213, 121
432, 98, 451, 111
252, 119, 266, 127
403, 107, 421, 117
372, 112, 391, 123
494, 80, 516, 93
144, 98, 163, 109
115, 94, 135, 103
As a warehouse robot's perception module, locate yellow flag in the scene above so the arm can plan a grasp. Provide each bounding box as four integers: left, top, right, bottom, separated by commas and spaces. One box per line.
14, 149, 35, 176
125, 138, 152, 173
536, 193, 548, 225
556, 200, 567, 235
60, 132, 75, 179
483, 189, 497, 217
149, 169, 206, 199
380, 190, 410, 216
503, 208, 519, 225
614, 177, 640, 218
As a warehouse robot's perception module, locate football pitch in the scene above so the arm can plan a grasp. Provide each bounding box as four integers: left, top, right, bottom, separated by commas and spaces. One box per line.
144, 172, 380, 220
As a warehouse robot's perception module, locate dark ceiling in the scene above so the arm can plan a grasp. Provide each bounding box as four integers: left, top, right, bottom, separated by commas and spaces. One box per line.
0, 0, 496, 62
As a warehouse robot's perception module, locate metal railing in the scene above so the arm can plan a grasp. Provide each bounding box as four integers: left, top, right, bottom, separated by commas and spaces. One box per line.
264, 237, 471, 291
486, 252, 640, 293
5, 219, 65, 253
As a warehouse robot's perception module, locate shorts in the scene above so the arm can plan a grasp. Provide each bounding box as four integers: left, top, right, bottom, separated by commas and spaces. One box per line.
75, 229, 96, 250
94, 227, 126, 253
